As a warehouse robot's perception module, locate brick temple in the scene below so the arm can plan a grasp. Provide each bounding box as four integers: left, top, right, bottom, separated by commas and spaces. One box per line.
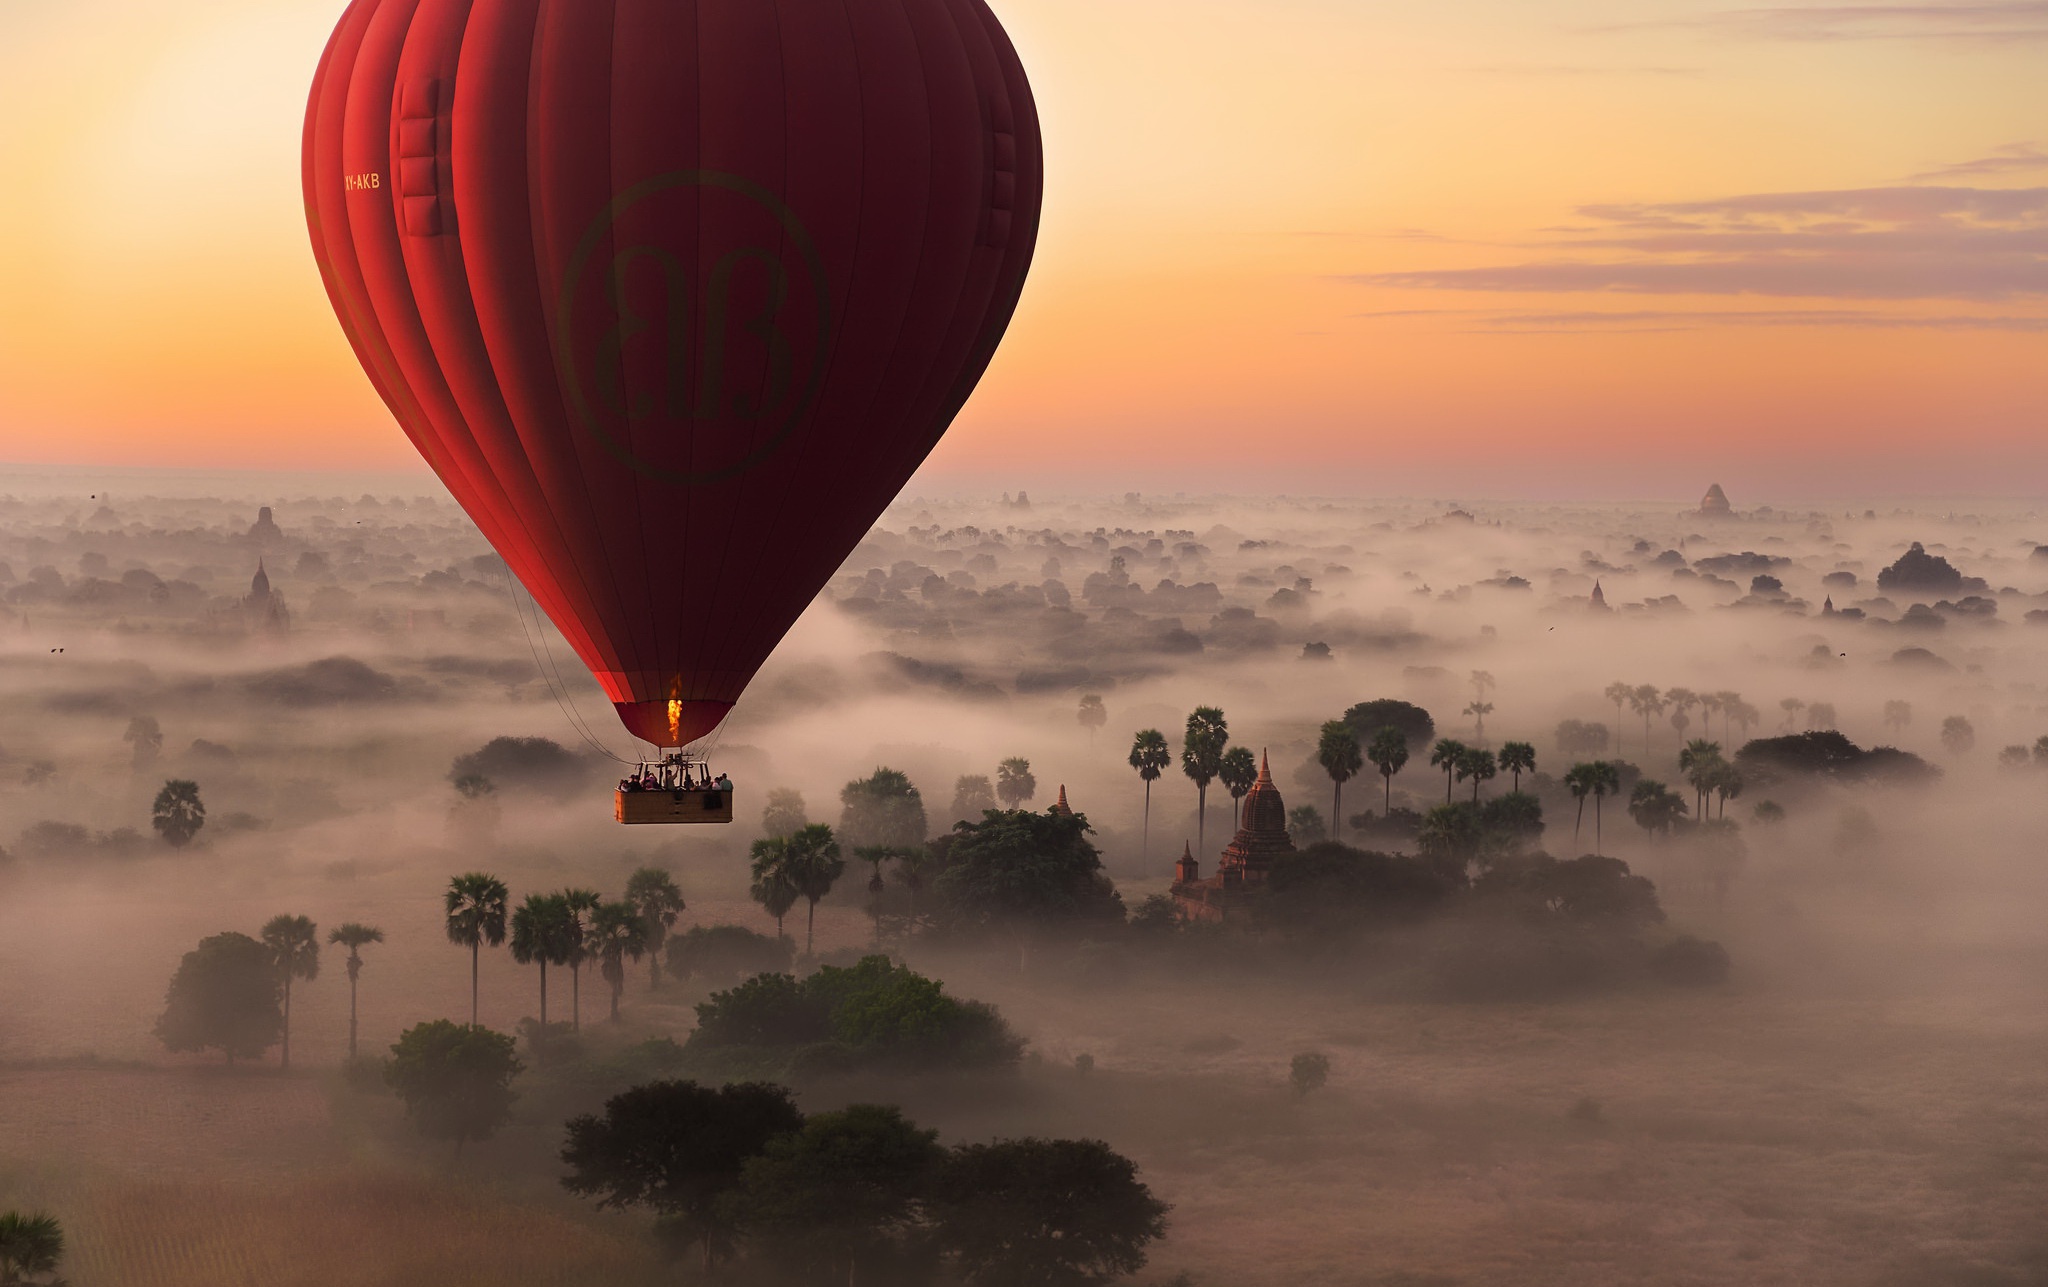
1171, 751, 1296, 922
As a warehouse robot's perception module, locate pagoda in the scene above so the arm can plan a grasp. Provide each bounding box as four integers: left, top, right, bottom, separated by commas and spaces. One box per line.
1699, 483, 1733, 518
1171, 751, 1296, 922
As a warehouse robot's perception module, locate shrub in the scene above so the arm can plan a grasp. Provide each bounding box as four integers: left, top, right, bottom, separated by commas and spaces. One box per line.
1651, 936, 1732, 987
668, 925, 796, 987
1290, 1052, 1330, 1098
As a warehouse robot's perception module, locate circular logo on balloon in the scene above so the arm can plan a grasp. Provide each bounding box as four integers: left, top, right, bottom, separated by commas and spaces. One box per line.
557, 171, 832, 487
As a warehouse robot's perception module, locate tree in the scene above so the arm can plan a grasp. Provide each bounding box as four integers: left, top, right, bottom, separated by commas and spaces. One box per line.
1628, 780, 1687, 840
1126, 730, 1171, 865
1218, 746, 1258, 827
1588, 761, 1622, 854
328, 922, 384, 1061
950, 775, 998, 826
560, 887, 601, 1031
1317, 722, 1364, 842
589, 902, 651, 1021
1463, 701, 1495, 741
384, 1020, 522, 1156
2036, 735, 2048, 767
1180, 707, 1229, 856
509, 893, 577, 1027
996, 757, 1038, 809
1497, 741, 1535, 792
1555, 719, 1610, 757
1728, 696, 1760, 744
260, 914, 319, 1072
1698, 692, 1724, 739
1807, 701, 1839, 731
1429, 739, 1468, 805
445, 872, 509, 1026
1366, 727, 1409, 816
151, 779, 206, 848
761, 788, 808, 838
1753, 800, 1786, 824
894, 846, 936, 935
1287, 806, 1327, 847
935, 808, 1123, 970
1077, 694, 1107, 746
750, 838, 801, 940
1290, 1052, 1331, 1100
1707, 761, 1744, 819
1941, 715, 1976, 756
1629, 686, 1666, 757
1605, 681, 1632, 733
724, 1104, 942, 1287
839, 768, 927, 854
1470, 670, 1496, 702
0, 1211, 64, 1287
561, 1080, 805, 1273
125, 714, 164, 770
1883, 700, 1913, 736
625, 867, 688, 988
1339, 700, 1435, 754
1780, 697, 1806, 734
782, 824, 846, 957
932, 1138, 1171, 1287
1456, 745, 1496, 803
1666, 687, 1699, 743
1679, 739, 1724, 818
1997, 744, 2031, 770
155, 931, 280, 1064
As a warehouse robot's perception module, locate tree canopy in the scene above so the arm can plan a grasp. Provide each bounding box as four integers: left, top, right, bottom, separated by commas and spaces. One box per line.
1341, 699, 1435, 752
931, 1138, 1171, 1287
839, 768, 928, 851
935, 808, 1124, 935
384, 1020, 523, 1152
155, 931, 282, 1063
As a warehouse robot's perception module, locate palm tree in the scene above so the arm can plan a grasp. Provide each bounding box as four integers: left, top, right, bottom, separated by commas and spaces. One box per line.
260, 914, 319, 1073
2034, 735, 2048, 767
1471, 670, 1496, 703
1807, 701, 1838, 731
151, 778, 206, 848
749, 837, 800, 939
781, 823, 845, 956
588, 902, 649, 1021
1127, 729, 1172, 864
1709, 762, 1744, 818
327, 922, 383, 1061
1628, 780, 1687, 841
1565, 763, 1595, 848
1463, 701, 1495, 742
1679, 738, 1724, 818
1780, 697, 1806, 733
1429, 738, 1468, 805
1317, 722, 1364, 841
1589, 761, 1621, 855
558, 887, 600, 1031
1699, 692, 1724, 739
1629, 685, 1666, 758
1366, 727, 1409, 816
1883, 700, 1913, 737
0, 1211, 64, 1285
1497, 741, 1535, 792
1218, 746, 1258, 827
995, 756, 1037, 808
1666, 687, 1699, 745
623, 867, 687, 989
894, 846, 935, 933
1730, 697, 1760, 744
1077, 694, 1107, 747
1605, 681, 1633, 733
444, 872, 509, 1026
1181, 706, 1230, 856
509, 893, 577, 1028
1457, 745, 1496, 803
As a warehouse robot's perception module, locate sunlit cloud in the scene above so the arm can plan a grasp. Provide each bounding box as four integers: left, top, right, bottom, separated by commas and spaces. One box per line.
1908, 142, 2048, 181
1600, 2, 2048, 44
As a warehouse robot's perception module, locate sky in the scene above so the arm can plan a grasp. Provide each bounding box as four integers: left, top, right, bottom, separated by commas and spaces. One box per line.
0, 0, 2042, 499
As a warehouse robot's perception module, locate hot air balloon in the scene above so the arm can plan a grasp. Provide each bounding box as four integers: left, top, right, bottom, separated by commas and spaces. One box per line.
304, 0, 1042, 822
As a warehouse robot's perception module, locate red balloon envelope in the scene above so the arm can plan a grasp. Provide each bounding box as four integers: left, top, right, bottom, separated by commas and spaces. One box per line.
304, 0, 1041, 748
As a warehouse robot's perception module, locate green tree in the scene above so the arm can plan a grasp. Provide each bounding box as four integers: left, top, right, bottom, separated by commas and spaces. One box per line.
1883, 700, 1913, 737
950, 775, 998, 826
1941, 715, 1976, 756
1588, 761, 1622, 854
1366, 726, 1410, 816
1564, 762, 1595, 849
1078, 694, 1108, 746
559, 888, 600, 1031
589, 902, 651, 1021
0, 1211, 64, 1287
1181, 707, 1229, 856
1679, 738, 1724, 817
782, 823, 846, 957
1456, 745, 1496, 803
1290, 1051, 1331, 1100
894, 846, 936, 935
1339, 700, 1435, 754
1126, 730, 1172, 865
724, 1104, 943, 1287
1628, 780, 1687, 840
838, 768, 927, 853
561, 1080, 806, 1273
445, 872, 509, 1026
1666, 687, 1700, 743
1708, 761, 1745, 819
749, 837, 802, 940
624, 867, 688, 988
2035, 735, 2048, 767
932, 1138, 1171, 1287
1429, 739, 1468, 805
1497, 741, 1536, 792
1604, 681, 1633, 734
1463, 700, 1495, 740
154, 931, 281, 1064
996, 757, 1038, 809
1317, 721, 1364, 843
327, 922, 383, 1061
761, 787, 808, 838
384, 1020, 522, 1156
1217, 745, 1258, 827
509, 893, 577, 1028
151, 779, 206, 848
935, 808, 1123, 970
259, 914, 319, 1072
1287, 805, 1327, 847
1630, 685, 1667, 758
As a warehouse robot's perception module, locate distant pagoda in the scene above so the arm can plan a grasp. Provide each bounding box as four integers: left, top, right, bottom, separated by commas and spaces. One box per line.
1171, 751, 1296, 922
1700, 483, 1733, 519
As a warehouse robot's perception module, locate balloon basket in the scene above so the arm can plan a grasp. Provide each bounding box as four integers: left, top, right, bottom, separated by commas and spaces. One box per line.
616, 788, 735, 826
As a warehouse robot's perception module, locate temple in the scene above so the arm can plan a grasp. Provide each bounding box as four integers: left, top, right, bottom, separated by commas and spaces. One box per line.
1699, 483, 1733, 519
244, 560, 290, 635
1170, 751, 1296, 921
1590, 579, 1609, 611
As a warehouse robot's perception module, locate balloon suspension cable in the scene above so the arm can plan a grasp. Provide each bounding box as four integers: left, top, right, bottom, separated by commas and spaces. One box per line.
501, 569, 635, 766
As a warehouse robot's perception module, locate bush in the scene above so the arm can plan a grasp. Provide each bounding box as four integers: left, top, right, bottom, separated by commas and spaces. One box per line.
1651, 936, 1732, 987
668, 925, 796, 987
448, 736, 595, 800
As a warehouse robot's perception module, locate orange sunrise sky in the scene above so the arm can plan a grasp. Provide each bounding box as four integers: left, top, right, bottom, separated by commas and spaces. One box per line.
0, 0, 2042, 498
